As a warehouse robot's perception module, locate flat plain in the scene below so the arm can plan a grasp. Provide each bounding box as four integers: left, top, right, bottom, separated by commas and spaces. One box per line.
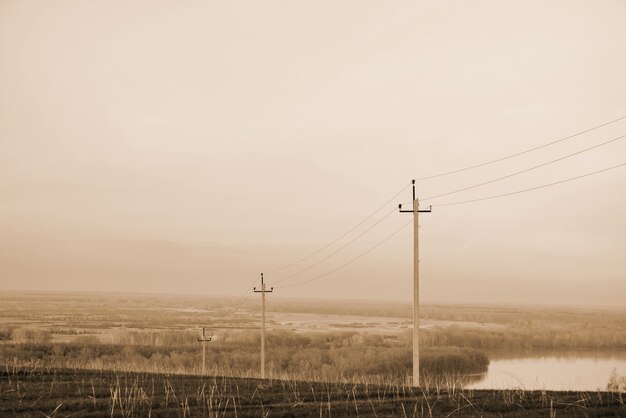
1, 292, 625, 416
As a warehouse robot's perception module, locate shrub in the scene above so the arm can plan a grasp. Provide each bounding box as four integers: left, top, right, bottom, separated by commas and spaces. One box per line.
11, 328, 51, 343
607, 369, 626, 392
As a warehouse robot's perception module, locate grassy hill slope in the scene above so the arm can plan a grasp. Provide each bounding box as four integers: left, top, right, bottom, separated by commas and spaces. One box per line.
1, 367, 624, 417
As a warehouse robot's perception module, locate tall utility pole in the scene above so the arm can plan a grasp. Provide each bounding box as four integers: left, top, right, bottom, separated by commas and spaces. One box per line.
197, 327, 212, 375
254, 273, 273, 379
399, 179, 431, 387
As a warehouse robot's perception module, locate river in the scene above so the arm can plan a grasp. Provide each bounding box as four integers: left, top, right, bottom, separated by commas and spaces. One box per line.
466, 352, 626, 391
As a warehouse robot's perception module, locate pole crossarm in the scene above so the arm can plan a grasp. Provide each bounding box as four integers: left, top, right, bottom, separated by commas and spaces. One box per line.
198, 327, 213, 341
399, 204, 432, 213
254, 273, 274, 294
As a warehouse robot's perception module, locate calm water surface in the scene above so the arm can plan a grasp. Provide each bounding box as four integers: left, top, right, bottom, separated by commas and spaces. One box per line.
467, 353, 626, 391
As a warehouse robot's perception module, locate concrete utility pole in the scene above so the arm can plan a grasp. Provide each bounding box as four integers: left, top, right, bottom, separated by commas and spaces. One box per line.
254, 273, 273, 379
399, 179, 431, 387
197, 327, 212, 375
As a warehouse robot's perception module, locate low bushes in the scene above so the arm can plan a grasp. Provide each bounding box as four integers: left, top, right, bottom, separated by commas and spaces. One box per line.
0, 332, 489, 382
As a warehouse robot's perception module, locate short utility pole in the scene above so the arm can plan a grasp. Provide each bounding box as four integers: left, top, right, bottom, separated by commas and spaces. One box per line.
399, 179, 431, 387
198, 327, 212, 375
254, 273, 273, 379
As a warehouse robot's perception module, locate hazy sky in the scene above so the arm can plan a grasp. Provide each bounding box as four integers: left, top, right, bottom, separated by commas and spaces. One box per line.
1, 1, 625, 306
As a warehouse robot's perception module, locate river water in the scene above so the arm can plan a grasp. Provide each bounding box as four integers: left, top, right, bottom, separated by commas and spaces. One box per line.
466, 352, 626, 391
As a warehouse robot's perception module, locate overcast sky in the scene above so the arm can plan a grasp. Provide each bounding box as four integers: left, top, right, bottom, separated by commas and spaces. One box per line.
1, 1, 625, 307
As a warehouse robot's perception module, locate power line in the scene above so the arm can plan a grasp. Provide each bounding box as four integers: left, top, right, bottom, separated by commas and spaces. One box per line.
221, 288, 255, 323
234, 287, 255, 310
430, 162, 626, 207
422, 133, 626, 201
225, 290, 253, 318
265, 183, 411, 274
415, 114, 626, 181
231, 276, 258, 310
221, 277, 258, 324
280, 218, 413, 289
222, 185, 410, 320
272, 206, 398, 285
279, 162, 626, 289
235, 118, 626, 296
211, 289, 257, 331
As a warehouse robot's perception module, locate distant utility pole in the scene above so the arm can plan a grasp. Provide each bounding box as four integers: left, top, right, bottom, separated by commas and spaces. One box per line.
254, 273, 273, 379
197, 327, 212, 375
399, 179, 431, 387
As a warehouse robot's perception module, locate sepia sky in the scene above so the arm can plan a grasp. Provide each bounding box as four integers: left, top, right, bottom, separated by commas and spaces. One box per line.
1, 1, 625, 307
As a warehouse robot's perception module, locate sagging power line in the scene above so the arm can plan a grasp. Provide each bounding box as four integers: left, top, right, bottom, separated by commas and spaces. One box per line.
280, 160, 626, 289
280, 218, 413, 289
210, 121, 625, 385
272, 206, 398, 286
421, 133, 626, 202
268, 118, 625, 289
221, 280, 258, 325
415, 114, 626, 181
274, 118, 626, 286
224, 118, 626, 326
429, 161, 626, 207
265, 183, 411, 274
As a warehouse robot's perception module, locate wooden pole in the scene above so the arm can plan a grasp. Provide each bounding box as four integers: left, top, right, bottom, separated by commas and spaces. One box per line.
198, 327, 211, 375
413, 197, 420, 386
261, 280, 266, 378
399, 180, 431, 387
202, 327, 206, 375
254, 273, 273, 379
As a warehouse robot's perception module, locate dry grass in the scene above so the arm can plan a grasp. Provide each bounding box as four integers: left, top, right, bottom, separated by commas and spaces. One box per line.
1, 365, 625, 417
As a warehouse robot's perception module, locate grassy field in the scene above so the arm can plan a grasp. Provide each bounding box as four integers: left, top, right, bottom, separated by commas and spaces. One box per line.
1, 291, 625, 415
2, 367, 625, 417
2, 292, 625, 353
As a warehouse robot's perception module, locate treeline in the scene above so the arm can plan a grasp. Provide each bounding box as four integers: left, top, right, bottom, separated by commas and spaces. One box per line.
422, 305, 626, 328
421, 325, 626, 350
0, 330, 488, 382
5, 322, 625, 351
